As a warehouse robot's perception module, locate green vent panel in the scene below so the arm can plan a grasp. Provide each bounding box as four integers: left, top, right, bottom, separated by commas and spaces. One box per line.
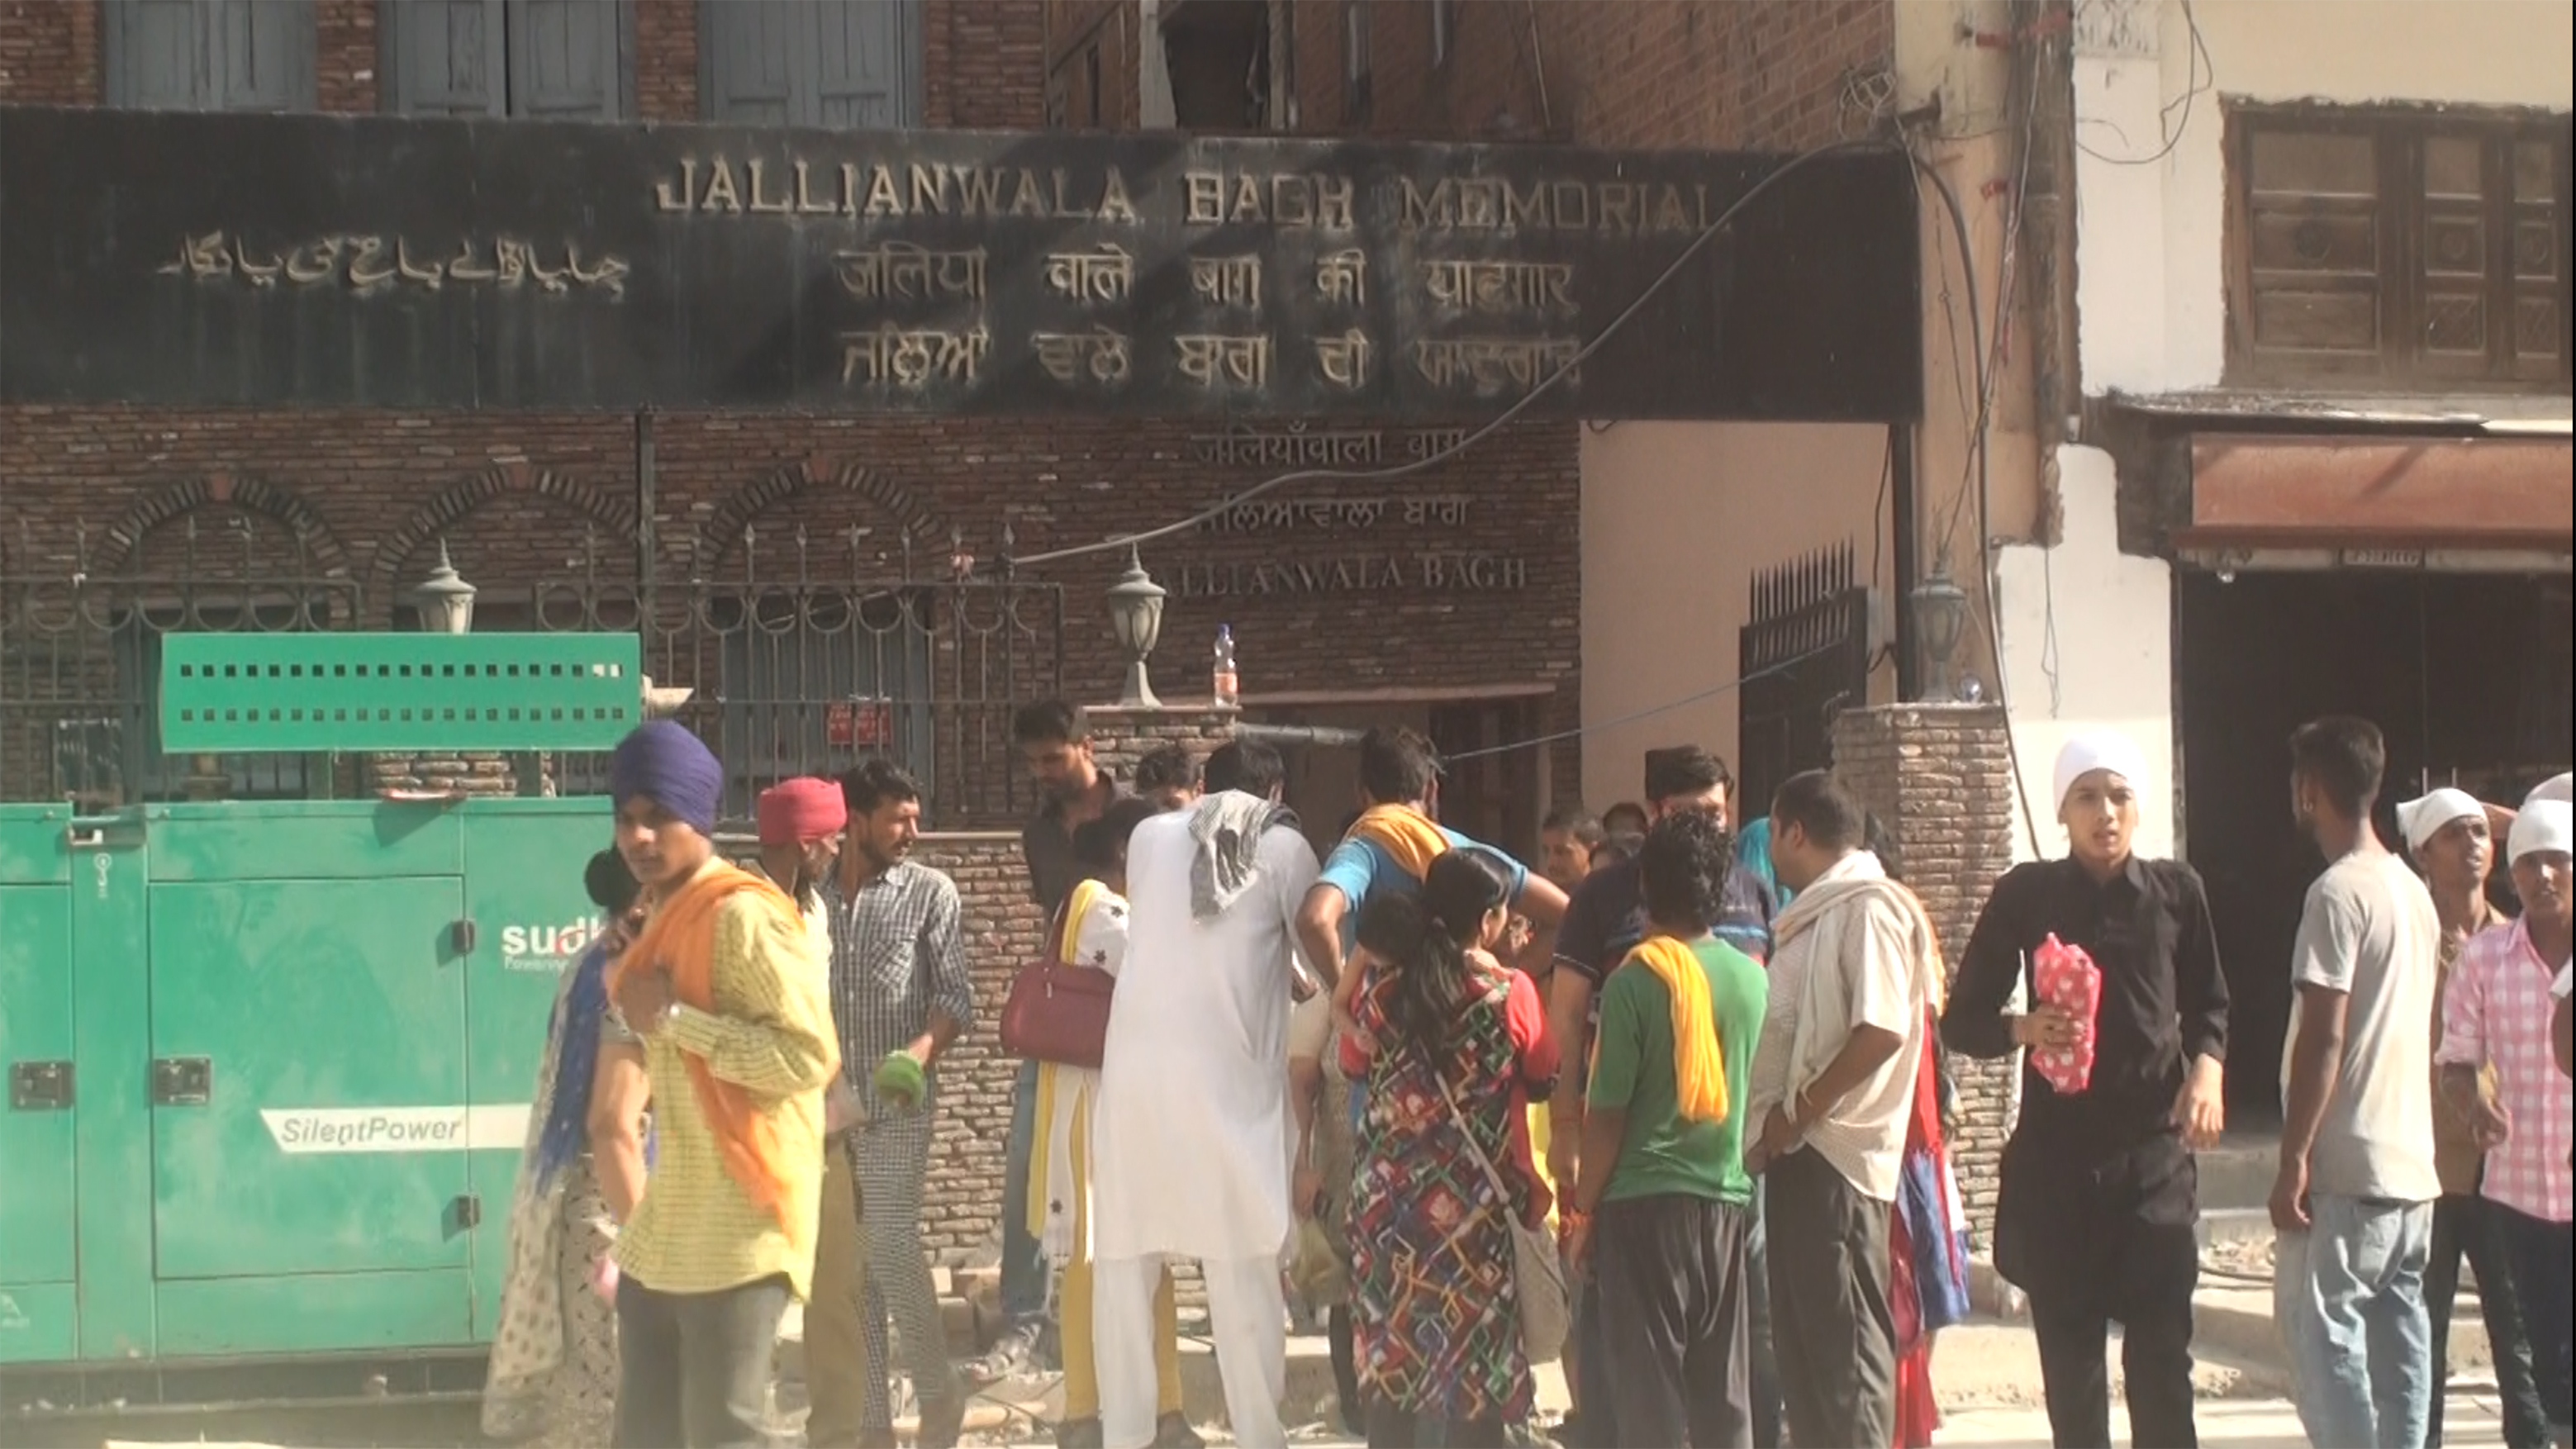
159, 633, 644, 754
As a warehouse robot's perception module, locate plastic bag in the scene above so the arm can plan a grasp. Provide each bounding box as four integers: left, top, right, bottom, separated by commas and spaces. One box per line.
1286, 1216, 1347, 1309
2031, 933, 2101, 1095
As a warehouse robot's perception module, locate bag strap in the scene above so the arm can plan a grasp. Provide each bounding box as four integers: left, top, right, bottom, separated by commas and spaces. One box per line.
1426, 977, 1517, 1207
1431, 1068, 1514, 1208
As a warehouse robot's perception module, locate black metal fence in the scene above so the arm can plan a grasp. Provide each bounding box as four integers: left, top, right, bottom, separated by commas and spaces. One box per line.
1, 517, 1062, 828
1737, 541, 1872, 814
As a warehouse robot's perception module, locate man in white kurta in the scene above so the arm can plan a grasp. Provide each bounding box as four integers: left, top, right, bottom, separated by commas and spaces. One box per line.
1090, 741, 1320, 1449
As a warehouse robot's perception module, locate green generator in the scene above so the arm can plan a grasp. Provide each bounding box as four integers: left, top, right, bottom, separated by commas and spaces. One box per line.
0, 634, 639, 1414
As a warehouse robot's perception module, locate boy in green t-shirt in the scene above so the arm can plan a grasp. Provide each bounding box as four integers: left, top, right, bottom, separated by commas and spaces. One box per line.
1566, 807, 1768, 1448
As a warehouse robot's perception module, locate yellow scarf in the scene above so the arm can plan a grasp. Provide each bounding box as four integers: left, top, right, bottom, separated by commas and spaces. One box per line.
1347, 803, 1449, 880
1621, 934, 1728, 1124
1056, 877, 1105, 961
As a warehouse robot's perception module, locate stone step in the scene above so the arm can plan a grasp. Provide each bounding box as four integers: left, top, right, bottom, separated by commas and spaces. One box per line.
2196, 1282, 2497, 1377
2193, 1137, 2279, 1214
2194, 1206, 2274, 1252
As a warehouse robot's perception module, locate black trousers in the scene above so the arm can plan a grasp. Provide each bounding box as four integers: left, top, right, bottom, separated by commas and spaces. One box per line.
2027, 1265, 2196, 1449
612, 1272, 791, 1449
1362, 1400, 1507, 1449
1762, 1147, 1896, 1449
1329, 1303, 1364, 1436
2427, 1190, 2552, 1448
1569, 1271, 1620, 1449
1999, 1129, 2199, 1449
2493, 1204, 2576, 1441
1594, 1193, 1754, 1449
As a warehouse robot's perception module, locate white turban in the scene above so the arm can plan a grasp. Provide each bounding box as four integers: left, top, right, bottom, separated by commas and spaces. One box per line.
2051, 731, 2149, 815
2396, 788, 2485, 853
2508, 800, 2574, 864
2526, 772, 2573, 810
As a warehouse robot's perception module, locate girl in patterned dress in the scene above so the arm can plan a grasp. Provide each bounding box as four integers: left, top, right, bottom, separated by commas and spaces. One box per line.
483, 850, 651, 1447
1341, 851, 1561, 1449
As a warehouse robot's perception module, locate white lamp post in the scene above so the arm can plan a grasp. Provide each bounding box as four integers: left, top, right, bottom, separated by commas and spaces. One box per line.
1105, 545, 1167, 708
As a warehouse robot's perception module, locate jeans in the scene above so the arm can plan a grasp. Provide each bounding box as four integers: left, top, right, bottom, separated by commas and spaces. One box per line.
611, 1273, 791, 1449
1000, 1058, 1050, 1328
2491, 1205, 2574, 1445
1746, 1182, 1784, 1448
2279, 1195, 2436, 1449
2426, 1190, 2551, 1447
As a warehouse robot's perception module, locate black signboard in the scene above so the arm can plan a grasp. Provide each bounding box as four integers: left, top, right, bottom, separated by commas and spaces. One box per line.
0, 106, 1920, 420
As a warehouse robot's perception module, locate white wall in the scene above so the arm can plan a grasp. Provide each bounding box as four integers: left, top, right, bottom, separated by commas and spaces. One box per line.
1994, 0, 2576, 863
1994, 449, 2176, 861
1578, 422, 1892, 814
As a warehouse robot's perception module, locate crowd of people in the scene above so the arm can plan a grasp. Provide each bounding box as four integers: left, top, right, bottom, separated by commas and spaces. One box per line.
473, 704, 2574, 1449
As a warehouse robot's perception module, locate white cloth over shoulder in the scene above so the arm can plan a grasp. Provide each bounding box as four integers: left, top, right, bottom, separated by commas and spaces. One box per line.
1090, 799, 1320, 1265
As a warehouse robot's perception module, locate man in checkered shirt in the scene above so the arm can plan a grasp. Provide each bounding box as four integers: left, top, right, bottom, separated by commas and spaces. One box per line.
829, 758, 975, 1449
2441, 798, 2574, 1447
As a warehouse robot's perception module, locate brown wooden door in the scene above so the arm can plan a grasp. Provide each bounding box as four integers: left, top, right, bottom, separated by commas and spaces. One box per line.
1429, 699, 1542, 862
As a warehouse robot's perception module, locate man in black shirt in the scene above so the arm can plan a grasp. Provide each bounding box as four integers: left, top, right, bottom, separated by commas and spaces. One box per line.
990, 701, 1127, 1381
1944, 732, 2229, 1449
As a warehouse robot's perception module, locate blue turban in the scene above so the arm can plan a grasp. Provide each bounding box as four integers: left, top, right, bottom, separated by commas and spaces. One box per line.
608, 720, 724, 836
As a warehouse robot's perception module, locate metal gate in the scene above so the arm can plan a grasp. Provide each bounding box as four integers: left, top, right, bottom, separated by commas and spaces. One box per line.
2, 519, 1064, 828
1737, 542, 1872, 813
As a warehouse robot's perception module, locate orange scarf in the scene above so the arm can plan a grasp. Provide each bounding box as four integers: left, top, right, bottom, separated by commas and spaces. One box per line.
610, 860, 834, 1243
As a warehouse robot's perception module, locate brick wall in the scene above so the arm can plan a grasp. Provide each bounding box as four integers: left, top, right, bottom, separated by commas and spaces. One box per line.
0, 0, 93, 103
908, 831, 1045, 1259
0, 406, 1585, 813
1276, 0, 1892, 151
1830, 702, 2019, 1241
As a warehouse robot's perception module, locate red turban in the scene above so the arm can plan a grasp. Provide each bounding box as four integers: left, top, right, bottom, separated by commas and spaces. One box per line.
757, 777, 848, 846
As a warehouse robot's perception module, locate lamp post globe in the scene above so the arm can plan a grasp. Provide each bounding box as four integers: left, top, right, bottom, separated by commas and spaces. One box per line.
412, 540, 478, 636
1105, 545, 1167, 708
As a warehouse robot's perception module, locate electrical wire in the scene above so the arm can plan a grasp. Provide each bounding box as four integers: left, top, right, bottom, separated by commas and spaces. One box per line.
2075, 0, 2212, 167
1440, 639, 1845, 763
1002, 137, 1899, 572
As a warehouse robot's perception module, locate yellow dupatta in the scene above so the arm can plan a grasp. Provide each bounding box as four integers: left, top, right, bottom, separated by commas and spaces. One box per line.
1620, 934, 1729, 1124
1026, 877, 1108, 1241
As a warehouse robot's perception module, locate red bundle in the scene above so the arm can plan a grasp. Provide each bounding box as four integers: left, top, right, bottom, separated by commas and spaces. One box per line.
2031, 934, 2101, 1095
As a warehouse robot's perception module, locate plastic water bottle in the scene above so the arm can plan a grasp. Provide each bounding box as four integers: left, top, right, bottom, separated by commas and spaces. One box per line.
1212, 624, 1240, 707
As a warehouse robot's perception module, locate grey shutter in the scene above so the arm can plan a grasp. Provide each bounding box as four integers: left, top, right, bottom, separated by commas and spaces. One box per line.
107, 0, 206, 110
383, 0, 506, 116
508, 0, 626, 121
211, 0, 316, 112
814, 0, 912, 129
703, 0, 797, 125
703, 0, 916, 127
108, 0, 314, 112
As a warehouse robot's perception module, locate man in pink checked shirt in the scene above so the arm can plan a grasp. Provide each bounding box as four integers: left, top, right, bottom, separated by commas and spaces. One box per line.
2440, 798, 2574, 1449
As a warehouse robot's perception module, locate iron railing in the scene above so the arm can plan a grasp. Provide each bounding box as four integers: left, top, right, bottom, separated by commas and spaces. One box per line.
1, 517, 1063, 829
1737, 541, 1872, 813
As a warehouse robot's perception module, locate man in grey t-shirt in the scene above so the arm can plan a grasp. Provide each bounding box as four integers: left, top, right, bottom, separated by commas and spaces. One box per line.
2274, 717, 2443, 1449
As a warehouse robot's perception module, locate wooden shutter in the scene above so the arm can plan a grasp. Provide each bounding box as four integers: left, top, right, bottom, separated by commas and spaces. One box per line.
107, 0, 313, 112
107, 0, 207, 111
703, 0, 917, 127
211, 0, 317, 112
383, 0, 507, 116
508, 0, 626, 121
703, 0, 798, 125
814, 0, 911, 129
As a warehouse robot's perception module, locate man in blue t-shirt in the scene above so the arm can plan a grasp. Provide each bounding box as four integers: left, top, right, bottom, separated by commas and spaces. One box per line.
1292, 726, 1568, 1008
